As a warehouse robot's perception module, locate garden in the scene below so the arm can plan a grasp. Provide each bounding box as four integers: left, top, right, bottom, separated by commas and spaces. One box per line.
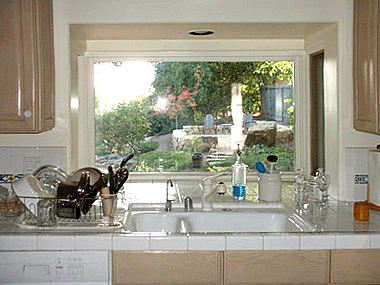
95, 61, 295, 172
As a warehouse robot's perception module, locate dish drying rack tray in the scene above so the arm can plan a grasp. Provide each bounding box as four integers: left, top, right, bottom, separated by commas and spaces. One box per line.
14, 196, 122, 229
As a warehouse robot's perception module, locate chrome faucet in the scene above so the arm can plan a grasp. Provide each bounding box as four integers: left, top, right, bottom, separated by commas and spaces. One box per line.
165, 178, 174, 211
200, 172, 227, 211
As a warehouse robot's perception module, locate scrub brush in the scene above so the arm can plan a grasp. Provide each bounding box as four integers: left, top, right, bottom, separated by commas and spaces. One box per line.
267, 155, 278, 174
255, 161, 267, 174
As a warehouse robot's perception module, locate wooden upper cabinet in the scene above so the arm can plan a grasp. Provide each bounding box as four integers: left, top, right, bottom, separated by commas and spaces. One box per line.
353, 0, 380, 134
0, 0, 55, 133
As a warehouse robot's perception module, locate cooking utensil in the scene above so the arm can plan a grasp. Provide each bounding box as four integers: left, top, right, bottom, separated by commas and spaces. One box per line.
107, 154, 133, 194
115, 168, 129, 193
120, 153, 134, 168
81, 174, 106, 214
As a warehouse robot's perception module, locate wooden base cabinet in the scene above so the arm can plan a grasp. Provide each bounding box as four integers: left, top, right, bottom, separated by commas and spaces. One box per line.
331, 249, 380, 284
0, 0, 55, 133
113, 250, 380, 285
113, 251, 223, 285
224, 251, 330, 285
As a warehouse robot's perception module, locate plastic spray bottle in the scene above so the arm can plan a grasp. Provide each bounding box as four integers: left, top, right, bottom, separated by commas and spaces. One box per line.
232, 144, 247, 201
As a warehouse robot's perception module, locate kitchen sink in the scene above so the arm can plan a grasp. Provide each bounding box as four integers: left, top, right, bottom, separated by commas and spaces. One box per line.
123, 202, 310, 234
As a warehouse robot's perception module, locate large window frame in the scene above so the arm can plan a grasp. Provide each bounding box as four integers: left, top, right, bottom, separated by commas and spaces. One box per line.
78, 51, 308, 181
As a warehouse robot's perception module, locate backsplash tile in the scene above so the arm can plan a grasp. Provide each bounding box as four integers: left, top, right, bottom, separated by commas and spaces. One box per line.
0, 147, 67, 174
0, 149, 11, 173
0, 174, 23, 184
345, 148, 372, 201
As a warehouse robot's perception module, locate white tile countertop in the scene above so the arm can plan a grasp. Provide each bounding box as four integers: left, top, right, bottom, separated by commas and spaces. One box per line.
1, 224, 380, 252
1, 181, 380, 252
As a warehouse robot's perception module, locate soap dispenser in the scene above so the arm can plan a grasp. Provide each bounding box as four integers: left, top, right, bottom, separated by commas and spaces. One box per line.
232, 144, 247, 201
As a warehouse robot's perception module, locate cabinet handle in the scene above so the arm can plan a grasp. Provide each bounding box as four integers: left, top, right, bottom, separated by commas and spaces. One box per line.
24, 110, 32, 118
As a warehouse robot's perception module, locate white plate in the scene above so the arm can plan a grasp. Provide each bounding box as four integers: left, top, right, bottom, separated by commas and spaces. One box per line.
68, 167, 103, 185
12, 174, 54, 216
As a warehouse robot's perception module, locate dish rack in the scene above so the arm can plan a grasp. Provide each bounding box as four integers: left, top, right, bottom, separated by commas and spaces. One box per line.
13, 195, 122, 229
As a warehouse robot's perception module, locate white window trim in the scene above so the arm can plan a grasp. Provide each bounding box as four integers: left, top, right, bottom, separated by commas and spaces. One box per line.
78, 50, 308, 181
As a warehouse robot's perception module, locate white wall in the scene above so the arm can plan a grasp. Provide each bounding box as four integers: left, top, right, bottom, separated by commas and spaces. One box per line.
1, 0, 379, 200
305, 25, 339, 199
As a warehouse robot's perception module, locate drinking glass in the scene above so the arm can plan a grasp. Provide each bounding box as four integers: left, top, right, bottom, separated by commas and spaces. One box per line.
316, 171, 330, 204
37, 198, 56, 227
101, 193, 118, 226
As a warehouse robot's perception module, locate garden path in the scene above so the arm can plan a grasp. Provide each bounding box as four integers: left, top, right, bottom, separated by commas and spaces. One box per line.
150, 133, 173, 151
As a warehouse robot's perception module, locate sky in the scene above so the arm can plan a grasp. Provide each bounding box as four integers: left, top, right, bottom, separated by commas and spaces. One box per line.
94, 62, 155, 112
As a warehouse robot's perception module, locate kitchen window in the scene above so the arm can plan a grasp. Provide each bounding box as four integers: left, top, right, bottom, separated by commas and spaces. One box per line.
78, 51, 307, 178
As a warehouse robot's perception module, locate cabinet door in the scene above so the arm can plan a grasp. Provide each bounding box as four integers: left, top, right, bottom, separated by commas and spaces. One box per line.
331, 249, 380, 284
0, 0, 54, 133
0, 0, 31, 131
34, 0, 55, 131
225, 251, 330, 285
353, 0, 379, 134
113, 251, 223, 285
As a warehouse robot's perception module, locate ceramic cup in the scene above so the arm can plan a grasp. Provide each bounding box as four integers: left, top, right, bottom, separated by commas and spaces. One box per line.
258, 172, 282, 202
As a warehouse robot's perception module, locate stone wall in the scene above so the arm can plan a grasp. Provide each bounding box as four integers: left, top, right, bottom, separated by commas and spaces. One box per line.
172, 121, 293, 153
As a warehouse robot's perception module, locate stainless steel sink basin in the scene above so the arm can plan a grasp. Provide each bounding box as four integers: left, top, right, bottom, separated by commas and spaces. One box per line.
123, 202, 309, 233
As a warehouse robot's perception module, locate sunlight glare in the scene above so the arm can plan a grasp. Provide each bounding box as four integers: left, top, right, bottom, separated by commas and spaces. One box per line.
156, 97, 167, 110
94, 62, 155, 112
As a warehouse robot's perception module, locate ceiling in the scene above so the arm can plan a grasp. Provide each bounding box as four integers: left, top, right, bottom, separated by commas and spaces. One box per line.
71, 22, 334, 41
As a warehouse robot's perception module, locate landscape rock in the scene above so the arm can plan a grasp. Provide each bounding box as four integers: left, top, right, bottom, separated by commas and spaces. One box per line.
276, 124, 294, 144
244, 121, 277, 147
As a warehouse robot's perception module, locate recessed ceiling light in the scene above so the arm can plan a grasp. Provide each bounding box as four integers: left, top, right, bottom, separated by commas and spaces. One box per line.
188, 29, 214, 36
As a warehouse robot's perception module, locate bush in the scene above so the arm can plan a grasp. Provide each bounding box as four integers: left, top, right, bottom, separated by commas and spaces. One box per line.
135, 150, 193, 172
149, 113, 174, 136
209, 144, 295, 172
149, 112, 196, 136
140, 141, 160, 153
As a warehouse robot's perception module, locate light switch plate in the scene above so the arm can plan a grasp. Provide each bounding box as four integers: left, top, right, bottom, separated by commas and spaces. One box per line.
23, 157, 44, 174
345, 148, 372, 201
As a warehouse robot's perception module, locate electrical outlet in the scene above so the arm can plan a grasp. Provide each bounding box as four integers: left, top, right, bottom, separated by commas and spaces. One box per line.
355, 174, 368, 184
23, 157, 44, 173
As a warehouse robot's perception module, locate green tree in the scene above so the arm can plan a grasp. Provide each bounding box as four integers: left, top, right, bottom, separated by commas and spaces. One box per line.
152, 62, 204, 128
95, 97, 152, 155
207, 61, 293, 115
151, 61, 293, 123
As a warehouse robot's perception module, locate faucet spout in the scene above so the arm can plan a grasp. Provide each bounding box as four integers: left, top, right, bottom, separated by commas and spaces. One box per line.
165, 178, 174, 211
201, 172, 227, 211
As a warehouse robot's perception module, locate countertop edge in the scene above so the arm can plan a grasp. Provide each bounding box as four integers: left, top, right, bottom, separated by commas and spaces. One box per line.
0, 232, 379, 252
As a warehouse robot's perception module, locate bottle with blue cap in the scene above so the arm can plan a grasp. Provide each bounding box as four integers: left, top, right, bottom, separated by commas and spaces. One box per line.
231, 144, 247, 201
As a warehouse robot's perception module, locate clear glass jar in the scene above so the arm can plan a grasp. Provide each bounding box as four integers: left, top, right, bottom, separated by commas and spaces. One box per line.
231, 146, 247, 201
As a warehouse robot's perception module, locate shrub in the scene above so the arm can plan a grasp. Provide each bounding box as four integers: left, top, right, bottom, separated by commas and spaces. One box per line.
149, 113, 174, 136
135, 150, 193, 172
140, 141, 160, 153
149, 112, 196, 136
